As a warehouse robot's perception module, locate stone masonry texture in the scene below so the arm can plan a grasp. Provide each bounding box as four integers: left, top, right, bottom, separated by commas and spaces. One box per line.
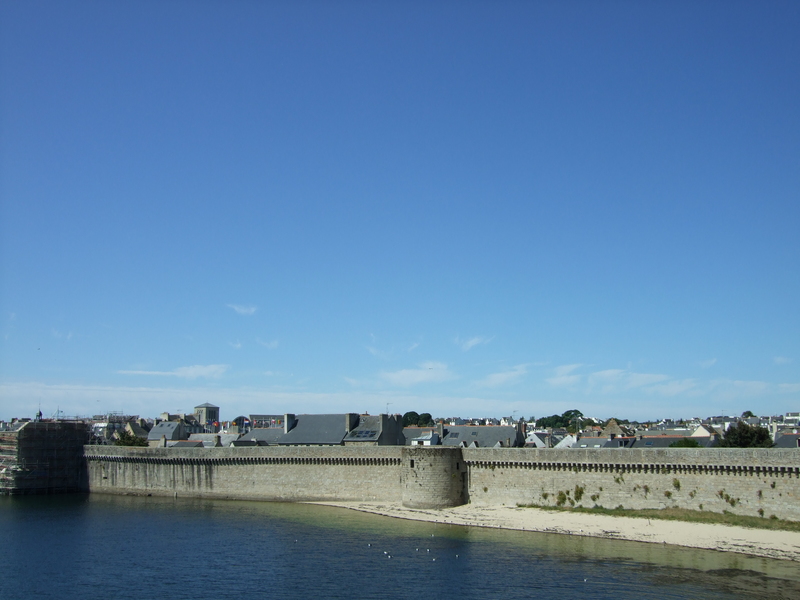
83, 446, 800, 520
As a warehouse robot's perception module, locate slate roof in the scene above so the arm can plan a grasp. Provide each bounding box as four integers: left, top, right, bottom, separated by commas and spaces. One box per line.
279, 414, 349, 445
240, 428, 286, 445
127, 422, 149, 439
600, 436, 636, 448
403, 427, 435, 445
170, 441, 204, 448
574, 438, 606, 449
188, 433, 242, 447
524, 433, 549, 448
774, 433, 800, 448
442, 426, 521, 448
147, 421, 184, 441
344, 415, 382, 442
553, 434, 577, 449
195, 403, 219, 408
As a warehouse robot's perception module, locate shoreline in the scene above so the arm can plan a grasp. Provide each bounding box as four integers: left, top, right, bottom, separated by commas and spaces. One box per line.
314, 501, 800, 562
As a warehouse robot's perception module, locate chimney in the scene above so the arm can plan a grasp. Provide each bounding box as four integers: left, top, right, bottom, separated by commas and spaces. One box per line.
214, 435, 222, 447
345, 413, 359, 433
284, 414, 296, 434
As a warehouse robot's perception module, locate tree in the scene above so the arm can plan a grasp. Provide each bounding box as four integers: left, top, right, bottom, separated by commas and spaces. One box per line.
115, 430, 148, 447
535, 414, 564, 428
417, 413, 433, 427
717, 421, 773, 448
669, 438, 701, 448
562, 409, 585, 433
402, 411, 420, 427
741, 410, 755, 418
536, 409, 585, 430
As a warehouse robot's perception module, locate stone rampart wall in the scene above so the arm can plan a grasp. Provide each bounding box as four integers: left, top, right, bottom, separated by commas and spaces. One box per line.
462, 448, 800, 520
84, 445, 800, 520
84, 445, 403, 502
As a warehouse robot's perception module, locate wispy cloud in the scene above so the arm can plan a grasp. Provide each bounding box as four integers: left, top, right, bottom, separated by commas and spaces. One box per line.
366, 346, 387, 359
117, 364, 228, 379
624, 372, 670, 388
586, 368, 668, 393
546, 364, 583, 388
709, 378, 771, 396
257, 338, 279, 349
227, 304, 257, 316
547, 364, 670, 394
475, 364, 528, 387
774, 356, 792, 365
229, 340, 242, 349
455, 336, 492, 351
51, 329, 73, 340
407, 342, 419, 352
699, 358, 717, 369
263, 370, 291, 377
381, 361, 455, 386
644, 379, 698, 397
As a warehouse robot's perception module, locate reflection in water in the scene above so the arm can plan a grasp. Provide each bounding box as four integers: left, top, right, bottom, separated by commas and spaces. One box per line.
1, 494, 797, 600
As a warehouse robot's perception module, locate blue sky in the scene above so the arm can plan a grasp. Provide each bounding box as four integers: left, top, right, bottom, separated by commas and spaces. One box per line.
1, 0, 798, 422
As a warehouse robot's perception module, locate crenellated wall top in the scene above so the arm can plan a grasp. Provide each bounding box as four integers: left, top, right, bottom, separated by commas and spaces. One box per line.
83, 445, 404, 461
461, 447, 800, 467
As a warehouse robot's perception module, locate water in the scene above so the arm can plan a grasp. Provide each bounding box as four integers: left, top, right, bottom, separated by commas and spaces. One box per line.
1, 494, 798, 599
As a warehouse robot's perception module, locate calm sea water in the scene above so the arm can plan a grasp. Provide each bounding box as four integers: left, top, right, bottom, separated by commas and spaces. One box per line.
1, 494, 798, 599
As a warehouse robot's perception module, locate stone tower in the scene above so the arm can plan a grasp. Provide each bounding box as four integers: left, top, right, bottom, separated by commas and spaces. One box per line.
401, 446, 465, 509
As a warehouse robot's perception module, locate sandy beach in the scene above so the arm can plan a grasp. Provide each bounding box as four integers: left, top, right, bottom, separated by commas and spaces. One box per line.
316, 501, 800, 562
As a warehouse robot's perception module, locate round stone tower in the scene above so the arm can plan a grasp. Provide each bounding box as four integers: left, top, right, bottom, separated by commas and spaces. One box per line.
401, 446, 465, 509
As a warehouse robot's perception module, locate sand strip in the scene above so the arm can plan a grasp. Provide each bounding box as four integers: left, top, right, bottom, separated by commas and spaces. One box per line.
314, 501, 800, 562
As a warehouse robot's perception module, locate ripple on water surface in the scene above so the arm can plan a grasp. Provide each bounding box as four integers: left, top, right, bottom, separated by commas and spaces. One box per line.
1, 494, 797, 600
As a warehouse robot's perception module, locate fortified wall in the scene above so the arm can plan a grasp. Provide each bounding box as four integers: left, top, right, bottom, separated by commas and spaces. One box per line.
464, 447, 800, 521
85, 445, 405, 503
84, 445, 800, 520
